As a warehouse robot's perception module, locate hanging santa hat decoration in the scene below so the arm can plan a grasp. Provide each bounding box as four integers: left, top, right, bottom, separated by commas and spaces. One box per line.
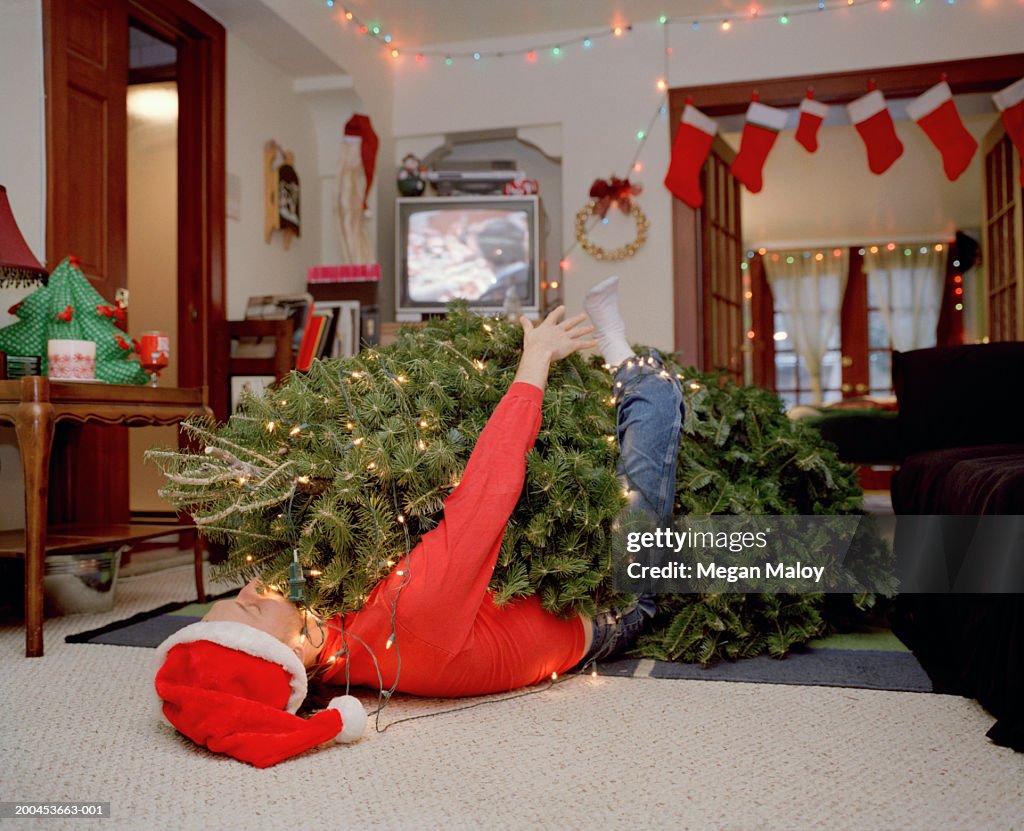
343, 114, 380, 212
906, 78, 978, 182
795, 89, 829, 154
847, 83, 904, 175
993, 76, 1024, 187
730, 95, 788, 193
154, 621, 367, 768
664, 99, 718, 209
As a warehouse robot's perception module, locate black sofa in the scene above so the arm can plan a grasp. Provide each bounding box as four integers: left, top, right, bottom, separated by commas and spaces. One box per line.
889, 342, 1024, 751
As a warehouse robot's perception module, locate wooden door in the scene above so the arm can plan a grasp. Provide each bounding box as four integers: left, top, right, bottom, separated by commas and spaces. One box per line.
672, 135, 745, 383
45, 0, 131, 524
44, 0, 225, 525
982, 118, 1023, 341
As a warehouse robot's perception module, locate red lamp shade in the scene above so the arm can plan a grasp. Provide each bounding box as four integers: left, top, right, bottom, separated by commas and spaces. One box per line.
0, 185, 48, 288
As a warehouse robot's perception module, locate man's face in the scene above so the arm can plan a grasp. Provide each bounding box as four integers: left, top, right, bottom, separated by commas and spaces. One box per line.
204, 579, 320, 665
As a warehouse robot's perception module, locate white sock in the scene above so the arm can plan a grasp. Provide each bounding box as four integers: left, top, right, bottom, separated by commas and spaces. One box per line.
584, 276, 634, 367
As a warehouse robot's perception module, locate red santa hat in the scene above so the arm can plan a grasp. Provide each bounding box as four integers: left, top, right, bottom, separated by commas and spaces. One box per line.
154, 621, 367, 768
343, 113, 379, 211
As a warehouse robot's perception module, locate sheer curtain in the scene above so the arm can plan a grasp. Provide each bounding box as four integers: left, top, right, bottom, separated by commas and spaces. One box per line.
864, 245, 945, 352
765, 249, 849, 403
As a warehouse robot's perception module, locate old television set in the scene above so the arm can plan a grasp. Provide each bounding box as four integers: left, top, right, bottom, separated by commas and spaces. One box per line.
395, 195, 541, 319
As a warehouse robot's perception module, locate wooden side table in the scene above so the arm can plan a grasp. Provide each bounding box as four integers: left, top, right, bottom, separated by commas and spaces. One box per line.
0, 376, 211, 657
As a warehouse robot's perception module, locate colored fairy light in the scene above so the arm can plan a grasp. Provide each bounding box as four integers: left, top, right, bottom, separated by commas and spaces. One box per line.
659, 15, 668, 24
445, 56, 453, 65
692, 21, 700, 29
416, 53, 424, 63
613, 26, 623, 36
371, 25, 380, 34
955, 303, 963, 311
473, 52, 481, 60
633, 161, 643, 172
636, 129, 646, 140
659, 105, 668, 115
345, 10, 353, 20
384, 34, 391, 43
552, 46, 561, 56
721, 19, 732, 31
818, 0, 825, 8
391, 49, 399, 58
657, 78, 667, 90
526, 50, 536, 62
559, 258, 570, 270
325, 0, 334, 7
880, 0, 890, 9
780, 14, 789, 24
583, 38, 592, 48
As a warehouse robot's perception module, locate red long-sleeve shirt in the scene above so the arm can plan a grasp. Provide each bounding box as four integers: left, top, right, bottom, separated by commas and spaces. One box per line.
316, 382, 586, 697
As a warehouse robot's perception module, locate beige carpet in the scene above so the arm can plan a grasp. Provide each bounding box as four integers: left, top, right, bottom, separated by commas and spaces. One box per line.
2, 564, 1023, 831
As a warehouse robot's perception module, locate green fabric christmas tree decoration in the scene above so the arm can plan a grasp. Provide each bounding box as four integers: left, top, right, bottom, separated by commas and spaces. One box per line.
0, 256, 149, 384
149, 304, 879, 665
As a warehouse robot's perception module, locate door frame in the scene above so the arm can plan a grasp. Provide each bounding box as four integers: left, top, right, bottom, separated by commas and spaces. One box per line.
668, 52, 1024, 365
128, 0, 226, 404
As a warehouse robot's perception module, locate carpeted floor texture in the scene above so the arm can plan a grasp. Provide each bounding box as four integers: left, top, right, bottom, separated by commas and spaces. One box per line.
2, 564, 1023, 830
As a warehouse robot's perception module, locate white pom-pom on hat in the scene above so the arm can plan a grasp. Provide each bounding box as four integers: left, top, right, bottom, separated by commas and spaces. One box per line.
329, 695, 368, 744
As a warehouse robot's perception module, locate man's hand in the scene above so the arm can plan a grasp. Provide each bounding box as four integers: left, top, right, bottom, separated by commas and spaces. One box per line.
513, 306, 596, 391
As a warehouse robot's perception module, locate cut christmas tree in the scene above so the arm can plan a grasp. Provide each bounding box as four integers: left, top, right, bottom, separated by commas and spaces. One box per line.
148, 304, 879, 665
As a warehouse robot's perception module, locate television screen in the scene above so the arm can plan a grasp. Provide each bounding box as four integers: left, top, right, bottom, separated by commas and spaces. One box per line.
396, 196, 540, 316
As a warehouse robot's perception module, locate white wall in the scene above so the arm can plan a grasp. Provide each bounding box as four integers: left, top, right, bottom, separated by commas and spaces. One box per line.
223, 34, 322, 317
729, 113, 996, 250
0, 0, 46, 530
391, 2, 1024, 350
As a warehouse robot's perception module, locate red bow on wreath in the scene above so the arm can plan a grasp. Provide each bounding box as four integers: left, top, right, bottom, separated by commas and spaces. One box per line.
56, 304, 74, 323
588, 176, 642, 220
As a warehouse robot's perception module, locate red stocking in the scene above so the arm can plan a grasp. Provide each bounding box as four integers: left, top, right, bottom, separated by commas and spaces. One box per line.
730, 102, 787, 193
993, 77, 1024, 187
664, 104, 717, 209
796, 95, 829, 153
847, 89, 903, 175
907, 80, 978, 182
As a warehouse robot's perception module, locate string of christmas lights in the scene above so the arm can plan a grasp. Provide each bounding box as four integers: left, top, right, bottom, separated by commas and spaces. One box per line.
324, 0, 961, 63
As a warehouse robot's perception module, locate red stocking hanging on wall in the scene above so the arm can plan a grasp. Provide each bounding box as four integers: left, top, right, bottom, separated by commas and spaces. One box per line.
993, 76, 1024, 187
730, 99, 788, 192
907, 80, 977, 181
796, 92, 829, 153
664, 102, 718, 209
847, 86, 903, 174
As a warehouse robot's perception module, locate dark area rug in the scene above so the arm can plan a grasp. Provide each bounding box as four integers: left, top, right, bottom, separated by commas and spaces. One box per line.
67, 594, 934, 693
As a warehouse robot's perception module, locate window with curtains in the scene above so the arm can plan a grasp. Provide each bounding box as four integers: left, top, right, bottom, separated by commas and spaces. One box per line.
762, 242, 949, 408
764, 248, 848, 408
864, 243, 947, 396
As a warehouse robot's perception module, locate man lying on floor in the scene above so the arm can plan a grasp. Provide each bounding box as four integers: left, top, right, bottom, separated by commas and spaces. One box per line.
154, 280, 684, 768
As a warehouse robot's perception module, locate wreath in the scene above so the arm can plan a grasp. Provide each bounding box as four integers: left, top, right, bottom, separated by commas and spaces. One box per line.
574, 176, 649, 262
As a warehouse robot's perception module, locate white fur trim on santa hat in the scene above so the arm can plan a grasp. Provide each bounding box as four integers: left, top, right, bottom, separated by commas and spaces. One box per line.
800, 97, 829, 119
681, 104, 718, 137
745, 101, 788, 132
846, 89, 888, 125
906, 81, 953, 122
329, 695, 368, 744
154, 620, 308, 714
993, 76, 1024, 113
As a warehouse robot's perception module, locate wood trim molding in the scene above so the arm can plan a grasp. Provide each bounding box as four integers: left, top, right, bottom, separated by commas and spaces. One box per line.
669, 52, 1024, 117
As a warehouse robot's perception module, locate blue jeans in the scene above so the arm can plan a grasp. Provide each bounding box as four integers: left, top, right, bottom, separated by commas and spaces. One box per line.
576, 351, 684, 666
